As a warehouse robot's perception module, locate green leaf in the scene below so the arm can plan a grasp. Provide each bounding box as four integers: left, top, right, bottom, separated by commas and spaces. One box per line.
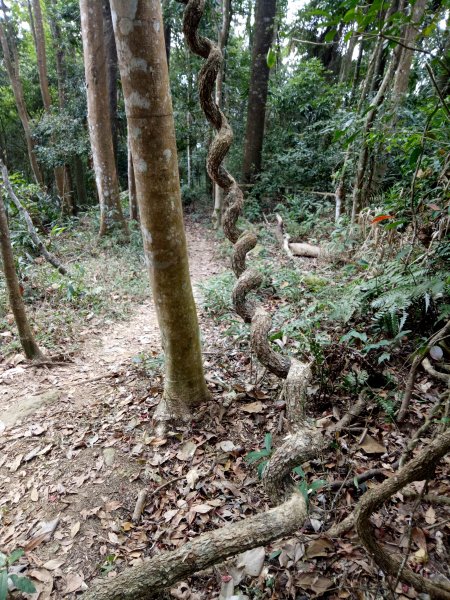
377, 352, 391, 364
298, 480, 309, 504
9, 574, 37, 594
353, 476, 360, 490
324, 29, 337, 42
7, 549, 24, 565
257, 460, 268, 479
267, 47, 277, 69
308, 479, 328, 493
0, 555, 6, 569
269, 549, 282, 560
292, 465, 305, 478
264, 433, 272, 453
409, 145, 422, 168
0, 570, 7, 600
342, 8, 356, 22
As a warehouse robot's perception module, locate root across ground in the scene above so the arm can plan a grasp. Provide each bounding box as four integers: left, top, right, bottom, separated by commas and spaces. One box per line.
0, 222, 449, 599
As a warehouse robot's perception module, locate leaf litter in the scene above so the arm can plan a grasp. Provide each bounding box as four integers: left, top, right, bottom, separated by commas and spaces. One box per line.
0, 221, 448, 599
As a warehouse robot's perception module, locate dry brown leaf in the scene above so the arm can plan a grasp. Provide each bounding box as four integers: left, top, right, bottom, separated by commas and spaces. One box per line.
30, 488, 39, 502
121, 521, 134, 531
191, 503, 214, 514
176, 440, 197, 461
42, 558, 65, 571
305, 538, 334, 559
240, 401, 263, 413
297, 573, 334, 596
104, 500, 122, 512
70, 521, 81, 538
237, 546, 265, 576
64, 572, 86, 594
24, 516, 60, 551
358, 434, 386, 454
425, 506, 436, 525
9, 453, 23, 472
186, 468, 199, 489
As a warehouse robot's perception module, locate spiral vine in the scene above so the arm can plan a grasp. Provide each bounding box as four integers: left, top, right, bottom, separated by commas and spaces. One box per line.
175, 0, 351, 505
178, 0, 291, 379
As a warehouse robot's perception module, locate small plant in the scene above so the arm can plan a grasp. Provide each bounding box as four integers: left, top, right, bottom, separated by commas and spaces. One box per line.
292, 465, 328, 506
245, 433, 272, 478
131, 351, 164, 375
0, 549, 36, 599
199, 272, 235, 317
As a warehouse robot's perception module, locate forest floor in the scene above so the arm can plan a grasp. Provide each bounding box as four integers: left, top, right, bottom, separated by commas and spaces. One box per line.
0, 219, 449, 600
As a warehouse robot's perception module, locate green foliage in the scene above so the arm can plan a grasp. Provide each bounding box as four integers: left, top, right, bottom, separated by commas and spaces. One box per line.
199, 271, 235, 317
0, 549, 36, 600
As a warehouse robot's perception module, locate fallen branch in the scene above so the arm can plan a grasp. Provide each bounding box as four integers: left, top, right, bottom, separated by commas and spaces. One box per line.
84, 493, 307, 600
289, 242, 321, 258
422, 357, 450, 383
355, 429, 450, 599
0, 160, 68, 275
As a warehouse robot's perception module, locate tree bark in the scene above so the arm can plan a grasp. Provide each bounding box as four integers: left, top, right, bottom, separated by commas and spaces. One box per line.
110, 0, 210, 419
0, 185, 44, 360
393, 0, 427, 103
242, 0, 277, 184
127, 129, 138, 221
0, 12, 43, 186
79, 0, 128, 237
102, 0, 119, 165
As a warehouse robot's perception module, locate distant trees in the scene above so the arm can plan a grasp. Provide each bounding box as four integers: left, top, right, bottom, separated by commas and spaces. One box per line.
0, 4, 43, 186
242, 0, 277, 185
79, 0, 127, 237
111, 0, 210, 420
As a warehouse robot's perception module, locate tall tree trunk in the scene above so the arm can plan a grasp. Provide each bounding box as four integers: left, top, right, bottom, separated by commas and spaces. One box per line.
110, 0, 210, 419
213, 0, 232, 229
164, 21, 171, 66
242, 0, 277, 184
79, 0, 128, 237
102, 0, 119, 165
73, 155, 87, 208
0, 183, 43, 360
127, 129, 138, 221
351, 47, 402, 222
0, 13, 43, 186
339, 28, 357, 84
29, 0, 70, 209
393, 0, 427, 103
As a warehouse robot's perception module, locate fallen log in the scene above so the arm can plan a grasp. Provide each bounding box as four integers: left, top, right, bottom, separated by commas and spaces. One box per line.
83, 493, 307, 600
288, 242, 321, 258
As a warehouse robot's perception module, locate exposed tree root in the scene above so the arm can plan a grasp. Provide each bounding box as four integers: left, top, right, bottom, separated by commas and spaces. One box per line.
422, 357, 450, 383
84, 493, 307, 600
355, 429, 450, 599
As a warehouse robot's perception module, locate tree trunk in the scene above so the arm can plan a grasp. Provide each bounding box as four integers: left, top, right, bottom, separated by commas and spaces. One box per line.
351, 45, 402, 222
242, 0, 277, 184
102, 0, 119, 165
110, 0, 210, 419
339, 29, 357, 84
0, 185, 43, 360
29, 0, 68, 204
79, 0, 128, 237
393, 0, 427, 103
0, 16, 43, 186
164, 21, 171, 66
73, 155, 87, 208
127, 130, 138, 221
213, 0, 232, 229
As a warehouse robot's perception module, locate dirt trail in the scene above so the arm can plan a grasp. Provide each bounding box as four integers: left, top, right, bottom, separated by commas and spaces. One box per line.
0, 222, 223, 426
0, 222, 228, 598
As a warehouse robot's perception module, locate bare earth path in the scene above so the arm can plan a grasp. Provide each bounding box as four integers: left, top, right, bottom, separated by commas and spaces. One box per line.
0, 222, 227, 598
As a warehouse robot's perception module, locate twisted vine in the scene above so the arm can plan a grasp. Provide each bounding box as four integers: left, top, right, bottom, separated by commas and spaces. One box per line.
178, 0, 290, 378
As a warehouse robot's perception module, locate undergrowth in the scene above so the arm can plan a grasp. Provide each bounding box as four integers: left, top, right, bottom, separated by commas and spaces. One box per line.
0, 210, 149, 357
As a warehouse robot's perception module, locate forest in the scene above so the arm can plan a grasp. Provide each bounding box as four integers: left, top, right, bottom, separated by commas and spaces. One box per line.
0, 0, 449, 598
